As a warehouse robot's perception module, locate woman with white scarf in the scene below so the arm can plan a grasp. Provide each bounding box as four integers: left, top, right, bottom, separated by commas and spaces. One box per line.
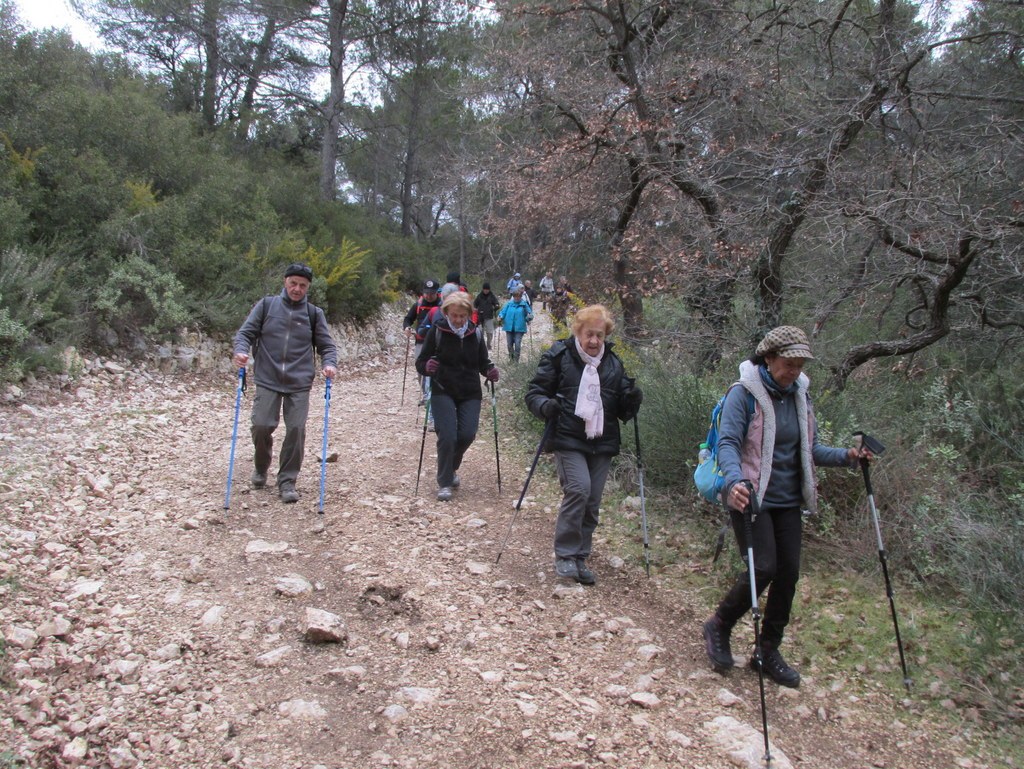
525, 305, 643, 585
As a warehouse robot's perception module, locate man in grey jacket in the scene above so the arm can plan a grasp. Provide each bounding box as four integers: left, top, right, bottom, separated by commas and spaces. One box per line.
232, 263, 338, 503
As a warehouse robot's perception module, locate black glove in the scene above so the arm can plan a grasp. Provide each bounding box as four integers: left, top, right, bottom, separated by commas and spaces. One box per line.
540, 398, 559, 419
623, 386, 643, 410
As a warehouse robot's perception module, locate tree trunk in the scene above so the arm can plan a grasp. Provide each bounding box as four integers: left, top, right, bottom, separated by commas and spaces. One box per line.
236, 18, 277, 142
200, 0, 220, 130
319, 0, 349, 202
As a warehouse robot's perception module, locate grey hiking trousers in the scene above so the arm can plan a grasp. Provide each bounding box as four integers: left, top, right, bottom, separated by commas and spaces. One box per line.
553, 450, 613, 560
251, 385, 310, 489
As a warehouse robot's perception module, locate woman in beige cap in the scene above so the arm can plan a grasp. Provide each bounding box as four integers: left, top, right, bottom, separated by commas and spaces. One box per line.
701, 326, 871, 688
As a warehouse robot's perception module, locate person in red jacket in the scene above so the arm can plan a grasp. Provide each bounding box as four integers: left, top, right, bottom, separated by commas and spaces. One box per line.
403, 280, 441, 405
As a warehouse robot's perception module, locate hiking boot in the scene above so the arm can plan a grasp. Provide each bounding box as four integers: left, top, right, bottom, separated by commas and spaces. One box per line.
251, 471, 267, 489
451, 474, 461, 488
751, 646, 801, 688
437, 486, 453, 502
428, 420, 435, 433
703, 615, 735, 671
279, 485, 299, 504
554, 557, 579, 580
575, 558, 596, 585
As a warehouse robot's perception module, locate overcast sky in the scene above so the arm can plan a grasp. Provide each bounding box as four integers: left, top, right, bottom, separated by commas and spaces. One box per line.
13, 0, 104, 49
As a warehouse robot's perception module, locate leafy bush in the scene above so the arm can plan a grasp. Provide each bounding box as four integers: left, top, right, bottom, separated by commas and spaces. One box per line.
93, 256, 190, 337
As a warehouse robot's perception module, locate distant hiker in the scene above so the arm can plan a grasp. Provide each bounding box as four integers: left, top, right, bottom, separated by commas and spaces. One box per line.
403, 279, 442, 405
557, 275, 573, 294
416, 291, 499, 502
421, 271, 478, 344
549, 285, 572, 326
232, 263, 338, 504
506, 272, 523, 296
525, 305, 642, 585
701, 326, 872, 688
539, 271, 555, 308
497, 287, 533, 362
522, 279, 537, 307
474, 282, 502, 350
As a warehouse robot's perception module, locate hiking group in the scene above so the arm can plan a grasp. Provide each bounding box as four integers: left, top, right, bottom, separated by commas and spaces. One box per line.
230, 263, 876, 693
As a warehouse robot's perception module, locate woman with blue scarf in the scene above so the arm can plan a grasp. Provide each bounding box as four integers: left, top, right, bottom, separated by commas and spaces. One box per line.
701, 326, 870, 688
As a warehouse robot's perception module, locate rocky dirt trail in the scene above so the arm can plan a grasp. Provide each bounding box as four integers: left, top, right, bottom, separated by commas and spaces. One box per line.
0, 310, 1005, 769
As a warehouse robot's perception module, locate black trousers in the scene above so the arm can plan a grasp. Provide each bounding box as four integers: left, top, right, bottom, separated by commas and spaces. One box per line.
715, 505, 802, 649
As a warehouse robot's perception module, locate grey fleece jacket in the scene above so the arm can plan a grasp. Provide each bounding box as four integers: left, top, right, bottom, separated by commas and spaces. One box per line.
233, 291, 338, 394
717, 360, 851, 511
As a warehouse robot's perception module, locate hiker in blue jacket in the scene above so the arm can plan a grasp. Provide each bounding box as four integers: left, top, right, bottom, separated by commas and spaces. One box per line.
497, 287, 533, 362
232, 263, 338, 503
701, 326, 871, 688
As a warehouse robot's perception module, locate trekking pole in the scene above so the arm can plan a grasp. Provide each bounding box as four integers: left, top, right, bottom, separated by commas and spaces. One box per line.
415, 377, 432, 494
223, 367, 246, 510
495, 418, 555, 564
633, 416, 651, 578
740, 480, 773, 767
853, 432, 910, 692
489, 380, 502, 492
317, 377, 332, 515
400, 334, 411, 407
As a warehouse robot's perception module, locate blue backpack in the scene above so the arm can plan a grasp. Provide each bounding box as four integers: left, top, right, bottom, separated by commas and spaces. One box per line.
693, 383, 752, 504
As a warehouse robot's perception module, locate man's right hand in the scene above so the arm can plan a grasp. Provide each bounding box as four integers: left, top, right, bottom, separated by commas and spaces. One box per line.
404, 327, 414, 338
232, 352, 249, 368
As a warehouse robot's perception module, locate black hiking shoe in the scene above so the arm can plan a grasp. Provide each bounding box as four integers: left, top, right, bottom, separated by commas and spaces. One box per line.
575, 558, 596, 586
279, 485, 299, 504
251, 471, 267, 489
751, 646, 801, 688
703, 615, 735, 672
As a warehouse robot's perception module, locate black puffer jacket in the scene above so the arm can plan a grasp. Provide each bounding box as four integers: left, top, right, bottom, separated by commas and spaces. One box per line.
525, 338, 636, 456
415, 317, 493, 401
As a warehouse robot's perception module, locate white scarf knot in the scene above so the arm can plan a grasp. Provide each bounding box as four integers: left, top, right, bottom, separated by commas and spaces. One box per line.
574, 338, 605, 439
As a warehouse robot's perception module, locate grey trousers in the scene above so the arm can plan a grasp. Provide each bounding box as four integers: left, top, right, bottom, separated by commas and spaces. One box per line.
251, 385, 310, 489
431, 392, 481, 488
553, 450, 613, 560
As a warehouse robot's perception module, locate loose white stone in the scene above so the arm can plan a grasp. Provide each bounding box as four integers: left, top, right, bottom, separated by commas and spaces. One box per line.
255, 646, 293, 668
275, 574, 313, 597
279, 699, 327, 719
304, 608, 347, 644
630, 691, 661, 709
200, 605, 226, 626
245, 539, 290, 555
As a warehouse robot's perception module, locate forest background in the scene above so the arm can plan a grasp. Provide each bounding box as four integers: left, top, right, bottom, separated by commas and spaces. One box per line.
0, 0, 1021, 751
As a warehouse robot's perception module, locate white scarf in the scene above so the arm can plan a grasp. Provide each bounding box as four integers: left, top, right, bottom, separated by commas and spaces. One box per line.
574, 337, 605, 439
449, 320, 469, 338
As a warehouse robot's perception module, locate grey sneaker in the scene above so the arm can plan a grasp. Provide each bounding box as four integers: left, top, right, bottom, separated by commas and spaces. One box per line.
554, 557, 579, 580
575, 558, 596, 585
437, 486, 453, 502
279, 485, 299, 504
251, 471, 267, 489
451, 473, 461, 488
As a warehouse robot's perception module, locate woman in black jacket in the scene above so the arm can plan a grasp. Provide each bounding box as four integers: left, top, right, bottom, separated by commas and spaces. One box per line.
417, 292, 499, 502
525, 305, 642, 584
